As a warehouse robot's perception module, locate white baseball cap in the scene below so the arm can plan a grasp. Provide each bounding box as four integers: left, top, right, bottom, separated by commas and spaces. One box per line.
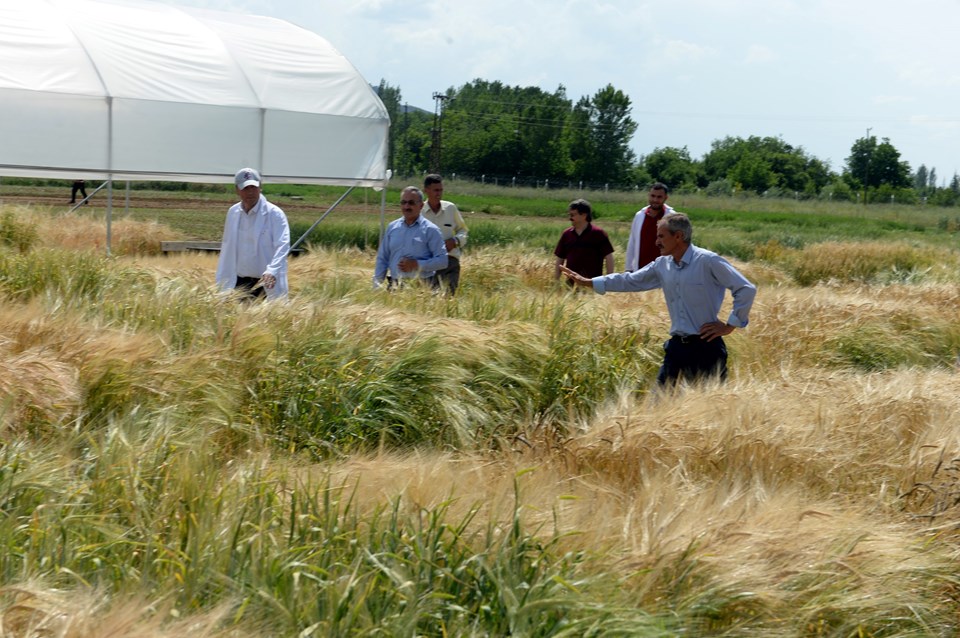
234, 167, 261, 189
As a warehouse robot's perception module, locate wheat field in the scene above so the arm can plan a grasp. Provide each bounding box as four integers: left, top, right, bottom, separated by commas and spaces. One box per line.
1, 204, 960, 636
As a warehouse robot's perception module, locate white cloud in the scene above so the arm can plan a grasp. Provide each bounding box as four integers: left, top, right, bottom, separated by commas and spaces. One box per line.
641, 39, 715, 73
909, 114, 960, 131
662, 40, 713, 63
744, 44, 777, 65
892, 61, 960, 89
872, 95, 915, 105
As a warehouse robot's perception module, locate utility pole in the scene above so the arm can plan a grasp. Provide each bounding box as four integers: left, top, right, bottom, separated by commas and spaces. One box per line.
864, 127, 872, 206
430, 92, 452, 174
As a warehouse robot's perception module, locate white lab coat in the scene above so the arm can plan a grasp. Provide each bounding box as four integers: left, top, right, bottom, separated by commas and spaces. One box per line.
215, 195, 290, 299
624, 204, 674, 271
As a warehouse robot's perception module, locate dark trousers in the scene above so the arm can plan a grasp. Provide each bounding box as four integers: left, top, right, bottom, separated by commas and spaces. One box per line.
70, 181, 88, 204
235, 276, 266, 299
429, 256, 461, 296
385, 276, 429, 291
657, 335, 728, 385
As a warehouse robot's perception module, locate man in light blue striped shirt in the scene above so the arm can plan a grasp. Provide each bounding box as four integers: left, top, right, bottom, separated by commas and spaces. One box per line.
374, 186, 448, 289
560, 212, 756, 385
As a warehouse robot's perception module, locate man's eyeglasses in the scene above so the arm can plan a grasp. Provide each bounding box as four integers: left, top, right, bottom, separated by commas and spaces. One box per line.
400, 199, 419, 205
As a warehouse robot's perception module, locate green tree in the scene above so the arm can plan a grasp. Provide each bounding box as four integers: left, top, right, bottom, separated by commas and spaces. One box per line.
438, 80, 571, 182
375, 79, 402, 172
802, 157, 833, 196
441, 81, 516, 179
845, 135, 874, 189
702, 135, 831, 195
393, 120, 432, 178
931, 172, 960, 206
565, 85, 638, 186
821, 177, 854, 202
872, 139, 911, 188
564, 96, 594, 184
627, 164, 654, 189
729, 152, 776, 193
845, 135, 910, 190
701, 136, 744, 183
643, 146, 699, 189
512, 85, 572, 180
914, 164, 929, 193
587, 85, 638, 185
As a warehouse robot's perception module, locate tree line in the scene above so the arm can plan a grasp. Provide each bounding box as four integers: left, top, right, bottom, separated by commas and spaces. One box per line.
377, 78, 960, 206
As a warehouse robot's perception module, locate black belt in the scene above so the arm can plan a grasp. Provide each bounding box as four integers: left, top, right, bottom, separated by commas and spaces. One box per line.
671, 334, 703, 344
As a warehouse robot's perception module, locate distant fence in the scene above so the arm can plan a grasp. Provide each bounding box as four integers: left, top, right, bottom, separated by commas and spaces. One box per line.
404, 172, 641, 193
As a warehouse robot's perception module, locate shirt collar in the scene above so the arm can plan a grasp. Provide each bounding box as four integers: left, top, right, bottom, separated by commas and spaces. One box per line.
675, 244, 694, 268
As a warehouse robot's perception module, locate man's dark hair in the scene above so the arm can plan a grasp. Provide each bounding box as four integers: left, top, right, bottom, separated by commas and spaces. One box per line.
424, 174, 444, 188
568, 198, 593, 222
650, 182, 669, 194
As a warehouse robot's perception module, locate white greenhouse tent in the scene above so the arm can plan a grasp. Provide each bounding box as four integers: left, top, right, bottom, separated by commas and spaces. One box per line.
0, 0, 391, 250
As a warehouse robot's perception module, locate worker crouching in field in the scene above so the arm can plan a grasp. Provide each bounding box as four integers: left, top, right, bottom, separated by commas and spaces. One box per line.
560, 212, 756, 385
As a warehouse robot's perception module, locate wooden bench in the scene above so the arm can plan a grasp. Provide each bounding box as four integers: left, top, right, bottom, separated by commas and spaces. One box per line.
161, 241, 222, 253
161, 241, 303, 256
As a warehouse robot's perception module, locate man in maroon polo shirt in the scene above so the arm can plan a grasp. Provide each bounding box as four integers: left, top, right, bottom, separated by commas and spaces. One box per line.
624, 182, 674, 271
553, 199, 615, 284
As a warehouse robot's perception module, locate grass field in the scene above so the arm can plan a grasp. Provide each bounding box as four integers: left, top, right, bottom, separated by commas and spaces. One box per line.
2, 183, 960, 635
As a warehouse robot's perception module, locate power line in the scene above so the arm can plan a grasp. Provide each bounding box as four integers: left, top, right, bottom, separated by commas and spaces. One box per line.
445, 110, 623, 133
413, 96, 959, 149
631, 110, 960, 124
449, 96, 572, 111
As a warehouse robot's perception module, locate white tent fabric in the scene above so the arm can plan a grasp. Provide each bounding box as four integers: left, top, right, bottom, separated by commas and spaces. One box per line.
0, 0, 389, 187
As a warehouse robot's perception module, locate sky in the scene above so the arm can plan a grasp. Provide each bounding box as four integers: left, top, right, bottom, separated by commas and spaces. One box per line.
165, 0, 960, 183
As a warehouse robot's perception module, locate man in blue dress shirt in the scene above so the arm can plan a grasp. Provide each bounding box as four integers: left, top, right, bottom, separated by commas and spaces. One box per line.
374, 186, 448, 290
560, 212, 756, 385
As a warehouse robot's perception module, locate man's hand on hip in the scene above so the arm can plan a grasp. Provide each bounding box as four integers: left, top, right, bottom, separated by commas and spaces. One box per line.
699, 321, 734, 342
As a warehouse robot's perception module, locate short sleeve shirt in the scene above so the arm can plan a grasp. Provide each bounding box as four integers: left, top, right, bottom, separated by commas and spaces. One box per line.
554, 223, 614, 278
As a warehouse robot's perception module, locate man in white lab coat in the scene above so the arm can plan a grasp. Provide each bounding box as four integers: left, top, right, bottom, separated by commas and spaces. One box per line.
215, 167, 290, 300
